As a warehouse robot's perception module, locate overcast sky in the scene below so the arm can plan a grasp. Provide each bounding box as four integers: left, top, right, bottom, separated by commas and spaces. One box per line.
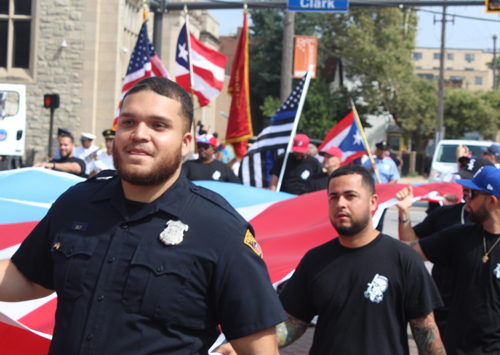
211, 5, 500, 51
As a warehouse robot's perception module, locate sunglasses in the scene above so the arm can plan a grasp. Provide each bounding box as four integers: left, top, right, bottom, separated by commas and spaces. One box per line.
469, 190, 491, 200
197, 144, 212, 150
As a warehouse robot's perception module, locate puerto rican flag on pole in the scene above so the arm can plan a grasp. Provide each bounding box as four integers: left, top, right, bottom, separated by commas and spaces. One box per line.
112, 20, 171, 130
174, 23, 228, 107
318, 111, 367, 166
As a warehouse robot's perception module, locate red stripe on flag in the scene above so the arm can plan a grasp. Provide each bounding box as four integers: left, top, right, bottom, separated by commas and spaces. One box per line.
189, 35, 228, 68
192, 66, 224, 90
0, 221, 38, 250
0, 322, 50, 355
17, 297, 57, 335
318, 111, 354, 151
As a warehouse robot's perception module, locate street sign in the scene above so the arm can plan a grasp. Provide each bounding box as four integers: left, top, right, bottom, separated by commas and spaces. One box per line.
287, 0, 349, 12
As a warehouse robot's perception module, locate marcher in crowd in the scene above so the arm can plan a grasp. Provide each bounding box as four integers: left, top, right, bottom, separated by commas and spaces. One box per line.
1, 77, 286, 355
75, 132, 100, 177
303, 145, 343, 193
88, 129, 115, 177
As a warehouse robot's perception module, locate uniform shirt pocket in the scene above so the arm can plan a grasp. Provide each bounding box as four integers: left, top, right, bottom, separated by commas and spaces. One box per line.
51, 232, 99, 300
122, 244, 194, 322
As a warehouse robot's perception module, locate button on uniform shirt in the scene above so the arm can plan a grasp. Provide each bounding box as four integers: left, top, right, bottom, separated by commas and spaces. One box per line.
363, 156, 400, 183
12, 172, 286, 355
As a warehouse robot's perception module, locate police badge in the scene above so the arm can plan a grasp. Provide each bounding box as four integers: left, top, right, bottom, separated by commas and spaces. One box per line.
159, 220, 189, 246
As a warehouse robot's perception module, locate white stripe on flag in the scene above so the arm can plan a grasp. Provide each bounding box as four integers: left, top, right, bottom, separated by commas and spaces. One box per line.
241, 156, 250, 186
192, 71, 223, 101
248, 136, 292, 152
174, 62, 189, 76
253, 153, 263, 188
0, 244, 20, 259
191, 50, 225, 82
122, 64, 151, 86
322, 125, 351, 150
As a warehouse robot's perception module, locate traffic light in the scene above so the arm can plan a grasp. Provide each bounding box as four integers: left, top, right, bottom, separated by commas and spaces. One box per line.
43, 94, 60, 109
486, 0, 500, 12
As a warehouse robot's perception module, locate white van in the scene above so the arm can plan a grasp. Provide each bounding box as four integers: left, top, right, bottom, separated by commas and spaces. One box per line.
429, 139, 493, 183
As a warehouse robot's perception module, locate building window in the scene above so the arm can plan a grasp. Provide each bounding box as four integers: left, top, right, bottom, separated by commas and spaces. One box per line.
446, 67, 453, 70
475, 77, 483, 85
433, 67, 440, 70
465, 68, 474, 71
450, 76, 462, 80
0, 0, 34, 74
447, 53, 454, 60
415, 66, 422, 69
465, 53, 475, 62
434, 53, 440, 60
413, 52, 422, 60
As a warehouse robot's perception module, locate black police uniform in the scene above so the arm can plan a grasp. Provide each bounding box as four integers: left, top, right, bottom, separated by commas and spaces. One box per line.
12, 171, 286, 355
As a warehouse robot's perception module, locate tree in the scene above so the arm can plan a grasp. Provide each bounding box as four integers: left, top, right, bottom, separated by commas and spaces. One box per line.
443, 89, 498, 139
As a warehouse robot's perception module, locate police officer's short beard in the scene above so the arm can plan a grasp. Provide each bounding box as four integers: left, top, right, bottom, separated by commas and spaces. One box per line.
113, 145, 182, 186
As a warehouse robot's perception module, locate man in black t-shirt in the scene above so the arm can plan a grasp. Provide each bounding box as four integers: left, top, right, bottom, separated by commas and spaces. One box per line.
303, 145, 343, 193
394, 157, 494, 335
182, 134, 241, 183
269, 134, 322, 195
34, 133, 86, 178
278, 165, 444, 354
411, 165, 500, 354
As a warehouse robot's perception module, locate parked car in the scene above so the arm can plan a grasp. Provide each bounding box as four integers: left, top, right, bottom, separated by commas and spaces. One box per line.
429, 139, 492, 183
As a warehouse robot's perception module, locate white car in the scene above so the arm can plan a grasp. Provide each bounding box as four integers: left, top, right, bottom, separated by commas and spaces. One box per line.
429, 139, 493, 183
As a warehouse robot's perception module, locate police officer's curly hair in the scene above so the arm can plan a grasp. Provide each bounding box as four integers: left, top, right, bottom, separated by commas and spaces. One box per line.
121, 77, 194, 133
327, 165, 376, 195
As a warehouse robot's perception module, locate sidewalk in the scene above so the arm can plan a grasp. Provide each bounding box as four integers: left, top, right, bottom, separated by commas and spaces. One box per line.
399, 175, 429, 185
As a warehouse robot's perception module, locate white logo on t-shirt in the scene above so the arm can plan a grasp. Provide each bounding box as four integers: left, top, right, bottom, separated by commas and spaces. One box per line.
301, 170, 310, 180
384, 164, 390, 171
364, 274, 389, 303
212, 170, 221, 181
494, 264, 500, 279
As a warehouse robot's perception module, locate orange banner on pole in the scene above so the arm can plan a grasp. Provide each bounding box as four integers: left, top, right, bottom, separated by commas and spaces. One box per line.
226, 11, 253, 160
293, 36, 317, 79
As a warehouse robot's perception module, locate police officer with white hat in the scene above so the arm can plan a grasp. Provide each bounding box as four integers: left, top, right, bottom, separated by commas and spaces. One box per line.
74, 132, 99, 177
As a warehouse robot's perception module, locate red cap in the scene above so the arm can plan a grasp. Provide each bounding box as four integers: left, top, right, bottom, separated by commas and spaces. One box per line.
292, 134, 309, 153
321, 146, 343, 160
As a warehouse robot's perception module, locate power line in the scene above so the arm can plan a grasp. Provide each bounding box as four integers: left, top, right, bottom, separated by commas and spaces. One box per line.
417, 8, 500, 22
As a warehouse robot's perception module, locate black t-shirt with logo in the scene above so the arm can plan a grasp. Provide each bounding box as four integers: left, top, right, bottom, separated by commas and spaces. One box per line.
182, 159, 241, 183
280, 233, 442, 355
53, 156, 86, 178
303, 171, 329, 194
270, 154, 322, 195
420, 224, 500, 354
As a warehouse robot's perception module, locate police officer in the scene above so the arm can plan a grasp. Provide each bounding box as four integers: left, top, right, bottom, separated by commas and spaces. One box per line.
0, 77, 286, 355
88, 129, 115, 177
363, 140, 401, 184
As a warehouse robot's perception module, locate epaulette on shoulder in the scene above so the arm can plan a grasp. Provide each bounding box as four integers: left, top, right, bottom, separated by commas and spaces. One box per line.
85, 169, 118, 182
188, 183, 246, 223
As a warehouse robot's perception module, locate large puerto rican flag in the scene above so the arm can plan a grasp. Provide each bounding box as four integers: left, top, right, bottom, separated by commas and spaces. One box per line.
174, 23, 228, 107
318, 111, 367, 166
0, 168, 462, 353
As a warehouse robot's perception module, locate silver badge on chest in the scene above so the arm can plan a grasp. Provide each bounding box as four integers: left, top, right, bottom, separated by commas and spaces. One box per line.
159, 220, 189, 245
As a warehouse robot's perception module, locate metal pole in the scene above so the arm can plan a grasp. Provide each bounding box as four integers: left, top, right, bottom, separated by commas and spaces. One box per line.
493, 35, 497, 90
436, 5, 447, 144
152, 0, 163, 54
280, 11, 294, 103
48, 107, 55, 158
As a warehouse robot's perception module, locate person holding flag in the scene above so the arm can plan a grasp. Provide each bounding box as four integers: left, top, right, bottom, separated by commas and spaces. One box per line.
362, 140, 400, 184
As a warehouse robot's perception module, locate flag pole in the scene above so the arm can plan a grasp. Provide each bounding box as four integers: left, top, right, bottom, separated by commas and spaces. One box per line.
349, 98, 381, 184
276, 64, 314, 192
184, 5, 198, 153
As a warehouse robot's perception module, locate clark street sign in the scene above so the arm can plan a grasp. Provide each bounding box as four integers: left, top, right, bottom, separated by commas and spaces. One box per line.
287, 0, 349, 12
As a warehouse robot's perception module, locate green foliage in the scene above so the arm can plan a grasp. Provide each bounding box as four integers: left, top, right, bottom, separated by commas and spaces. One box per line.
259, 96, 281, 118
443, 89, 499, 139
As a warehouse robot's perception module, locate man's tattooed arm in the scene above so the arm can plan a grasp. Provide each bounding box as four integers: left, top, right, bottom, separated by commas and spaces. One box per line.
409, 313, 446, 355
276, 311, 310, 349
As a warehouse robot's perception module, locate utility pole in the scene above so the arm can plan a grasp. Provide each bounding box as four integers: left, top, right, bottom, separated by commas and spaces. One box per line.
434, 5, 453, 144
493, 35, 497, 90
280, 11, 295, 103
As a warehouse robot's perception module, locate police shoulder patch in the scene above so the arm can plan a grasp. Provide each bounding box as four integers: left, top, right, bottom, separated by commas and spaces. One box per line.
244, 229, 263, 258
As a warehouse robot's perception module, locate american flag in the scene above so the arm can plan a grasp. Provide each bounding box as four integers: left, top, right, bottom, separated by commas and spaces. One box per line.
112, 21, 171, 129
240, 77, 306, 188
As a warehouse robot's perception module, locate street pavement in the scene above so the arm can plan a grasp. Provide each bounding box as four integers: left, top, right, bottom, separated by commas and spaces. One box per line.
280, 176, 431, 355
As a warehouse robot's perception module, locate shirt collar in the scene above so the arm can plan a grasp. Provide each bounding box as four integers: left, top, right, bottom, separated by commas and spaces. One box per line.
91, 173, 190, 220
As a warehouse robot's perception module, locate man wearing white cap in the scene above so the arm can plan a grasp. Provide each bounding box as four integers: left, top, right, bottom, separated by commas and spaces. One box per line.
75, 132, 99, 177
269, 134, 323, 195
182, 134, 241, 183
303, 146, 343, 193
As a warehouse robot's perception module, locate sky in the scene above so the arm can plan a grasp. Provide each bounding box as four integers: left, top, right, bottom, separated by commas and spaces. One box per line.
211, 5, 500, 51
